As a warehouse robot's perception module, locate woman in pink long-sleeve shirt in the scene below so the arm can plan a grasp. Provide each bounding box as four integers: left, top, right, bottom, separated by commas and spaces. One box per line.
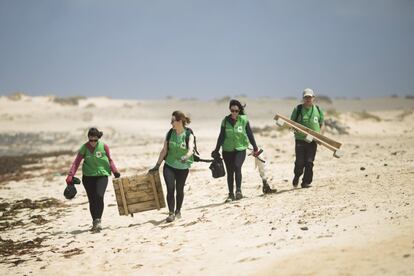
66, 127, 120, 232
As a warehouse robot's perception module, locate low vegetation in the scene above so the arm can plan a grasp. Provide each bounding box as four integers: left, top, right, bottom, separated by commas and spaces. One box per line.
52, 96, 86, 106
353, 111, 381, 122
6, 92, 27, 101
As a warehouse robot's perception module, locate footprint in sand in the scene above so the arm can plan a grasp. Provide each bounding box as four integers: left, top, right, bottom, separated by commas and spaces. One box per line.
238, 257, 261, 263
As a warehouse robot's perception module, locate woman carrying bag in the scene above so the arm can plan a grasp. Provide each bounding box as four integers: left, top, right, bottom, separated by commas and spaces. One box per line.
66, 127, 120, 232
212, 99, 260, 202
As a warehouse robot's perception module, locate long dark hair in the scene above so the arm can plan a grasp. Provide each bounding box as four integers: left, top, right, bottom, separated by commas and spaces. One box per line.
87, 127, 103, 138
229, 99, 246, 115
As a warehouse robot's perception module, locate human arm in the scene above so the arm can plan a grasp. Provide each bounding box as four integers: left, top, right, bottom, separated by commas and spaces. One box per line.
181, 134, 194, 162
212, 125, 225, 157
104, 144, 120, 178
246, 122, 258, 152
66, 153, 84, 184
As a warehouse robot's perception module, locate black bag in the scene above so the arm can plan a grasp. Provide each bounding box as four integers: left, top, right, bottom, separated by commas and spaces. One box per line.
63, 176, 81, 199
64, 185, 77, 199
209, 158, 226, 178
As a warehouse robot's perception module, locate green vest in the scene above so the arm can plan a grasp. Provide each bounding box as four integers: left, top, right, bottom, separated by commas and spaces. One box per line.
165, 130, 193, 170
80, 141, 111, 176
290, 105, 324, 141
222, 115, 249, 152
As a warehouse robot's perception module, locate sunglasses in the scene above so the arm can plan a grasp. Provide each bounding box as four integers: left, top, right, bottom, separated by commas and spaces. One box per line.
230, 109, 240, 113
89, 139, 98, 142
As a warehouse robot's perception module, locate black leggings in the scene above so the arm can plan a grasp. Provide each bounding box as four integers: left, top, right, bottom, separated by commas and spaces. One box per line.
163, 164, 189, 214
222, 150, 246, 195
82, 176, 108, 220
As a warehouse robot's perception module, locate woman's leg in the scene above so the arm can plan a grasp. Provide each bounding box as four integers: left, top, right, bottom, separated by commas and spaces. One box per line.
163, 164, 176, 213
234, 150, 246, 196
222, 151, 236, 196
175, 169, 189, 213
82, 176, 98, 220
94, 176, 108, 219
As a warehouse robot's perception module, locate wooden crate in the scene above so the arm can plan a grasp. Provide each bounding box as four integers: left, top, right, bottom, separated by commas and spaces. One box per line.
112, 171, 166, 216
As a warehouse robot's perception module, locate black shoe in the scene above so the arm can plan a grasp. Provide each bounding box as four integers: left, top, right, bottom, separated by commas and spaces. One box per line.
263, 184, 277, 194
91, 219, 102, 232
235, 191, 243, 200
225, 193, 235, 203
293, 176, 300, 188
301, 183, 312, 188
166, 213, 175, 223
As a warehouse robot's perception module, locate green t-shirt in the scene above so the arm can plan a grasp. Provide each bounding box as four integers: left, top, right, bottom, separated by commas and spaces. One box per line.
222, 115, 249, 152
79, 141, 111, 176
165, 130, 194, 170
290, 105, 324, 140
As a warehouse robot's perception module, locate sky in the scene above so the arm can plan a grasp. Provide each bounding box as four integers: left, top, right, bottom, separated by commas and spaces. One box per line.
0, 0, 413, 100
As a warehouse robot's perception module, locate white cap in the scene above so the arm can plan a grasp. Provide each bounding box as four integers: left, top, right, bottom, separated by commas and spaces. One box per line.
303, 88, 314, 97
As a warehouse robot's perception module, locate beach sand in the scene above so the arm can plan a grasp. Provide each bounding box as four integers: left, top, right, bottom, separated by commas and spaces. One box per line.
1, 95, 413, 275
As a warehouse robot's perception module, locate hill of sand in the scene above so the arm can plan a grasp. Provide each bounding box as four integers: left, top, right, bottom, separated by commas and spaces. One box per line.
0, 95, 413, 275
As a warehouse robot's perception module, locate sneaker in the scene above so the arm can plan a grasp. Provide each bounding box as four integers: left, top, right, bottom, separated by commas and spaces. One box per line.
235, 191, 243, 200
91, 219, 102, 232
292, 176, 300, 188
262, 183, 277, 194
225, 193, 235, 203
301, 183, 312, 188
166, 213, 175, 223
174, 210, 181, 219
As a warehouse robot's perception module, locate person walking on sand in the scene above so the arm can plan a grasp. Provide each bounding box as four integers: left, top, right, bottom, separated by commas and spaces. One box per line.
211, 99, 260, 202
66, 127, 120, 231
149, 111, 195, 223
290, 88, 324, 188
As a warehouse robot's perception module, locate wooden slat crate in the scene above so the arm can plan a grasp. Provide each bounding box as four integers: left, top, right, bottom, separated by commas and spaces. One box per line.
112, 171, 166, 216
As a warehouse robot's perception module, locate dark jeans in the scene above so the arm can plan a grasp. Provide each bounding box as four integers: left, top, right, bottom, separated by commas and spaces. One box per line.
294, 140, 318, 184
82, 176, 108, 220
222, 150, 246, 194
163, 164, 189, 214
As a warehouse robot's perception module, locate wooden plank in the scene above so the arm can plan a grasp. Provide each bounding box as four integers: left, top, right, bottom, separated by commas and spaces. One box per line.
113, 183, 153, 193
274, 113, 343, 158
114, 190, 154, 206
149, 173, 161, 210
275, 113, 342, 148
274, 114, 342, 149
152, 171, 166, 208
125, 191, 154, 205
118, 178, 129, 216
124, 200, 158, 213
126, 174, 149, 183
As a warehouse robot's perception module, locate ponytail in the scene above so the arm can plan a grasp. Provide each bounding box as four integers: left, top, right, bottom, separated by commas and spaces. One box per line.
172, 111, 191, 127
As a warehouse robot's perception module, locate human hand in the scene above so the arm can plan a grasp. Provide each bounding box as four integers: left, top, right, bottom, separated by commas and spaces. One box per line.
114, 172, 121, 178
211, 150, 220, 159
253, 149, 262, 158
149, 164, 160, 173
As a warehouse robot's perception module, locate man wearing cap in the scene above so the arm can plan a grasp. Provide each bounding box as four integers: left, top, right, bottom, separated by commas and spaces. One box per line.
290, 88, 324, 188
